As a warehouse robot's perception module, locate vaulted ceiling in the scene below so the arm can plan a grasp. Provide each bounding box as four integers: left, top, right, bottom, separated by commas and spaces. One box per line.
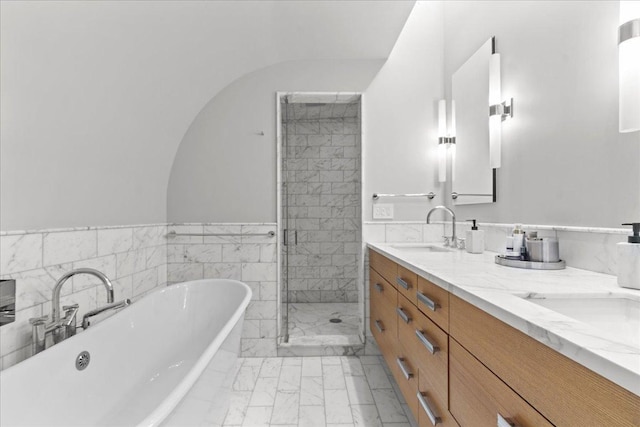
0, 0, 415, 229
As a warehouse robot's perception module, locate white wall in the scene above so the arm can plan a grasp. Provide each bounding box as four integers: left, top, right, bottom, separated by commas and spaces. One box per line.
0, 1, 413, 231
442, 1, 640, 228
167, 60, 383, 223
364, 1, 446, 221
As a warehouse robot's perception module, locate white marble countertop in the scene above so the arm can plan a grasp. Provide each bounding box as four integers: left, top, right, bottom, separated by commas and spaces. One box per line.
367, 242, 640, 396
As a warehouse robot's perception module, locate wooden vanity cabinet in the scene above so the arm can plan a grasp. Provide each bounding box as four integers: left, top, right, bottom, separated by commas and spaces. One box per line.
418, 368, 458, 427
370, 250, 398, 288
369, 269, 397, 363
416, 276, 449, 332
450, 295, 640, 427
396, 264, 418, 303
449, 339, 552, 427
369, 249, 640, 427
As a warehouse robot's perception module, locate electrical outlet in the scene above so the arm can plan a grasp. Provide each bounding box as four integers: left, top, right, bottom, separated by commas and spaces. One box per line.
373, 204, 394, 219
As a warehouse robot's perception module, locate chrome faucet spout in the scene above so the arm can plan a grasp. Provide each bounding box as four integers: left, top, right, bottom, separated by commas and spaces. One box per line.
426, 205, 457, 247
51, 268, 114, 323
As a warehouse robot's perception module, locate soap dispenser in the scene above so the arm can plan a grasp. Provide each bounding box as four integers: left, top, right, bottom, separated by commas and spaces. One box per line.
618, 222, 640, 290
465, 219, 485, 254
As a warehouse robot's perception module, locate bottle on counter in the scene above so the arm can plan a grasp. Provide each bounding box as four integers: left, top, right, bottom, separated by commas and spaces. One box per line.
465, 219, 485, 254
618, 222, 640, 290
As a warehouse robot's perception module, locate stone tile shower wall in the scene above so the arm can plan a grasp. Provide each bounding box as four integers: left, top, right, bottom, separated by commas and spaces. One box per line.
166, 223, 278, 357
0, 224, 167, 369
283, 102, 362, 304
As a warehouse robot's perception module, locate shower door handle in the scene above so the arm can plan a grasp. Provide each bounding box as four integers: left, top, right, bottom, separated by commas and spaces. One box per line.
283, 229, 298, 246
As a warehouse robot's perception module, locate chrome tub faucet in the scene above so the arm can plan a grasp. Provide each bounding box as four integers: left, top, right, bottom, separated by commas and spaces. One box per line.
29, 268, 125, 355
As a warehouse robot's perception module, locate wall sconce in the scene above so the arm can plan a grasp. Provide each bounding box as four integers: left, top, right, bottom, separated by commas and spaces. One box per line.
619, 1, 640, 133
438, 99, 456, 182
488, 53, 513, 169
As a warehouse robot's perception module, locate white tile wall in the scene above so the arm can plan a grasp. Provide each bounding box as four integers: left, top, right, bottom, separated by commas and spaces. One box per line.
167, 223, 278, 357
0, 224, 168, 369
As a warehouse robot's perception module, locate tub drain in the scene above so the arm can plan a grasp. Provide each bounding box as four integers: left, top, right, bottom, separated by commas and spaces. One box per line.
76, 351, 90, 371
329, 318, 342, 323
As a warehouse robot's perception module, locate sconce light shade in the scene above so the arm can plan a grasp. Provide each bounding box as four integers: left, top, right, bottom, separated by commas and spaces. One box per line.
437, 100, 456, 183
438, 100, 447, 182
489, 53, 502, 168
619, 1, 640, 133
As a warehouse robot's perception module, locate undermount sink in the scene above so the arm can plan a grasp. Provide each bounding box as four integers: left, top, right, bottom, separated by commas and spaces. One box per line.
389, 244, 453, 254
521, 294, 640, 349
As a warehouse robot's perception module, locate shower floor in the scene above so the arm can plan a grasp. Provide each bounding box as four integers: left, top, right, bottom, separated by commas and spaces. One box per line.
288, 302, 359, 337
281, 302, 363, 354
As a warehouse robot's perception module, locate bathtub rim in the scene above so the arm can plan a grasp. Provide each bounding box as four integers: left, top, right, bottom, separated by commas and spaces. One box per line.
140, 278, 252, 427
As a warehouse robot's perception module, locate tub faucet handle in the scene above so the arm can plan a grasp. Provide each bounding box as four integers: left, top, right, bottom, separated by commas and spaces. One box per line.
29, 316, 49, 355
62, 304, 79, 338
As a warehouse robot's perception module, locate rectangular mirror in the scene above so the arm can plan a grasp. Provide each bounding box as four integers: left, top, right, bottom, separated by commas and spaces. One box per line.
451, 37, 496, 205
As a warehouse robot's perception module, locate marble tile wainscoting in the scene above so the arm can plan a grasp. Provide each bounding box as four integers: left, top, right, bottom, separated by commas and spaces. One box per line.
0, 224, 168, 369
167, 223, 278, 357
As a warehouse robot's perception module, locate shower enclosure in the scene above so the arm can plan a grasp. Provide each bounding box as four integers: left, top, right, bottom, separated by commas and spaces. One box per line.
277, 92, 363, 354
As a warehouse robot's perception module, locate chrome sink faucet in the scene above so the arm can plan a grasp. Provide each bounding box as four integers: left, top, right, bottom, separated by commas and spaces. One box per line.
29, 268, 116, 355
426, 206, 458, 248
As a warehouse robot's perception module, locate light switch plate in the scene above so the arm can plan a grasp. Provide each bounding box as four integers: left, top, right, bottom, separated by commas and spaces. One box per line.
373, 204, 394, 219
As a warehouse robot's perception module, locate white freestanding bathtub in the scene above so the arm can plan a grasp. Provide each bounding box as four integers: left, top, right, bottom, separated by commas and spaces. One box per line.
0, 279, 251, 427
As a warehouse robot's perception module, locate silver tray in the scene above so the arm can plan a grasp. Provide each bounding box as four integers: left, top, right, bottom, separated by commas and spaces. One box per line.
495, 255, 566, 270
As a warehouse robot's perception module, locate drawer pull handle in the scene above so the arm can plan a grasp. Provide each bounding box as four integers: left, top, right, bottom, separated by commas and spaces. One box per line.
415, 329, 439, 354
417, 391, 441, 426
374, 320, 385, 333
396, 277, 410, 290
396, 357, 413, 380
417, 292, 438, 311
497, 414, 519, 427
375, 283, 383, 293
396, 307, 411, 324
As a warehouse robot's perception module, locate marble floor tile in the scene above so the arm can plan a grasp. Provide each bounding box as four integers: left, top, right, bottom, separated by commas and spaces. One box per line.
271, 391, 300, 425
243, 406, 273, 427
300, 376, 324, 406
224, 391, 252, 425
345, 375, 375, 405
259, 358, 283, 378
250, 377, 278, 407
299, 405, 327, 427
371, 389, 409, 424
351, 405, 382, 427
278, 365, 302, 391
323, 364, 346, 390
325, 389, 353, 424
301, 356, 323, 377
222, 355, 415, 427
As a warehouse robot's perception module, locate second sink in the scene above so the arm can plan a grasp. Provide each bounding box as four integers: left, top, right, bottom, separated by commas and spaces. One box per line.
521, 293, 640, 349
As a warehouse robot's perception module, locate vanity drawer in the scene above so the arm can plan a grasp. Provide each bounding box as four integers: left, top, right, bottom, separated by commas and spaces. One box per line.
370, 268, 397, 309
369, 269, 398, 363
418, 368, 458, 427
416, 276, 449, 332
389, 341, 419, 422
409, 306, 448, 403
396, 264, 418, 302
450, 295, 640, 427
449, 338, 552, 427
369, 249, 398, 289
